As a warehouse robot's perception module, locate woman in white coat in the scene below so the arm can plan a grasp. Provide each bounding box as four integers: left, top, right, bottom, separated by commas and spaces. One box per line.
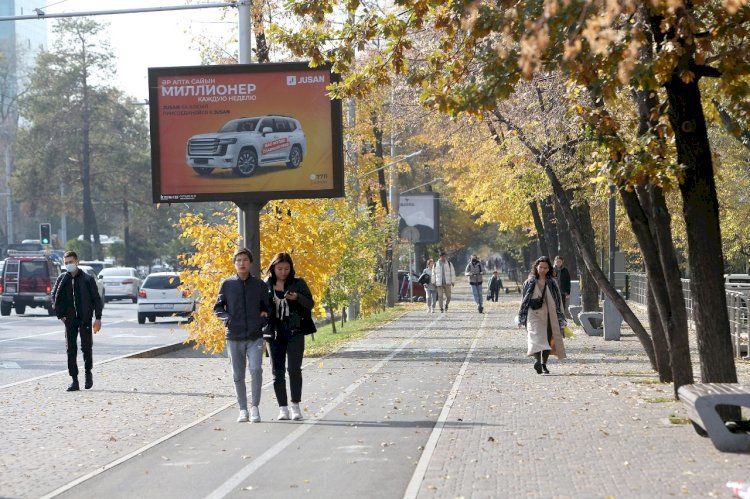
517, 256, 567, 374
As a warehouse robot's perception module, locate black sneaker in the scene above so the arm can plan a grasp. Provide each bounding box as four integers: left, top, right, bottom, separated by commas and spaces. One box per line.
85, 371, 93, 389
67, 379, 80, 391
478, 306, 484, 313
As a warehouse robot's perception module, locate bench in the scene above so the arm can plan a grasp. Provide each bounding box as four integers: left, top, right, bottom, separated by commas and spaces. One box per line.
577, 311, 603, 336
677, 383, 750, 453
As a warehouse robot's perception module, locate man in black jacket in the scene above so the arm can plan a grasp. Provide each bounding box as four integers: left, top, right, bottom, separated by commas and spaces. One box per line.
53, 251, 103, 391
553, 255, 572, 319
213, 248, 270, 423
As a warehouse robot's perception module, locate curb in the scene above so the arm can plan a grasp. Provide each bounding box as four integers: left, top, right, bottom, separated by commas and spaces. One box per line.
126, 340, 196, 358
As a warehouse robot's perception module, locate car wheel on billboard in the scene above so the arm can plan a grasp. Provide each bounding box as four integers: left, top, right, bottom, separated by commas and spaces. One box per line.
236, 148, 258, 177
286, 145, 303, 168
195, 167, 214, 176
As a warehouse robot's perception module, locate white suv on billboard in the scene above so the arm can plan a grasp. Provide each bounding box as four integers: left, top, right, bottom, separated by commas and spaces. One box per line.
186, 115, 307, 177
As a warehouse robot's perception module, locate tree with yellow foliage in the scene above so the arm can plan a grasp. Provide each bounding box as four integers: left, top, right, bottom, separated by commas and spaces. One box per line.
177, 197, 390, 353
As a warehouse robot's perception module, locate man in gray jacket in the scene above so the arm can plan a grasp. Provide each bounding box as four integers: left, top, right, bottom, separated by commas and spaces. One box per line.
214, 248, 270, 423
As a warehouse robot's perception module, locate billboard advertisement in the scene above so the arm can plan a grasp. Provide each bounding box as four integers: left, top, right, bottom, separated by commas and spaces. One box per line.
148, 63, 344, 203
398, 193, 440, 243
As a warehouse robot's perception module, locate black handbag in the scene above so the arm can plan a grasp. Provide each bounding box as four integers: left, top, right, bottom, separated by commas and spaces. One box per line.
528, 281, 547, 310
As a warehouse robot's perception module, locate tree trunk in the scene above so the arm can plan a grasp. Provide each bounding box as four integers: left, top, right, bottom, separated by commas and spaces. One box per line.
545, 161, 657, 369
252, 4, 270, 63
646, 284, 672, 381
572, 200, 599, 313
641, 185, 694, 393
80, 66, 100, 260
664, 76, 737, 385
328, 305, 337, 334
628, 87, 693, 393
554, 196, 578, 279
540, 196, 558, 257
528, 200, 549, 257
620, 188, 682, 384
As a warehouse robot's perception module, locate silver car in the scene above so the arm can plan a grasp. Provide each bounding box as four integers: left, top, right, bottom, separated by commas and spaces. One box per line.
98, 267, 142, 303
136, 272, 195, 324
78, 265, 105, 305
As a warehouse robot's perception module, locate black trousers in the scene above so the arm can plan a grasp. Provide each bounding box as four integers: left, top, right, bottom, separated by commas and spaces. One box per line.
66, 322, 93, 378
268, 334, 305, 406
489, 289, 499, 301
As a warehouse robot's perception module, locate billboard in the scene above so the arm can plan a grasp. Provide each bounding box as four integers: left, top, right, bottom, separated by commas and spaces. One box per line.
398, 193, 440, 243
148, 63, 344, 203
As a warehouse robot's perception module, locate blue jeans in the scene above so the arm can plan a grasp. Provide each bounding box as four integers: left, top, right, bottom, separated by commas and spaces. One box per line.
470, 283, 484, 306
426, 287, 437, 309
227, 338, 264, 410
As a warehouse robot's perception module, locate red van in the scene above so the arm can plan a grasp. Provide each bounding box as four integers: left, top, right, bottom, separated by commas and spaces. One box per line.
0, 251, 60, 316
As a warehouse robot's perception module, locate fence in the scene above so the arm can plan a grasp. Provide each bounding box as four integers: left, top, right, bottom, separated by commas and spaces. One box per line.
623, 273, 749, 359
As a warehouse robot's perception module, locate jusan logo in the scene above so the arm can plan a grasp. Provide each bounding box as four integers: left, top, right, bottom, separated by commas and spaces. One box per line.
286, 76, 297, 86
298, 75, 325, 84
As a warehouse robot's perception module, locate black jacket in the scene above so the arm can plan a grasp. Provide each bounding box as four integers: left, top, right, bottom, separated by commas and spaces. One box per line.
554, 266, 571, 295
213, 274, 271, 341
264, 277, 315, 340
53, 271, 103, 323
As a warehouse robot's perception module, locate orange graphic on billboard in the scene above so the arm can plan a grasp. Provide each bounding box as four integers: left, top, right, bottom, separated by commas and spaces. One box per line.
148, 63, 344, 203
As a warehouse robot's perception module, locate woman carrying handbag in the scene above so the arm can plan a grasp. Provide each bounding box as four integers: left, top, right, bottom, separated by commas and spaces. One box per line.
517, 256, 567, 374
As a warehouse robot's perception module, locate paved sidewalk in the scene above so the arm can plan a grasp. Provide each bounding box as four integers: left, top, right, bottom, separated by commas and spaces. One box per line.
2, 284, 749, 498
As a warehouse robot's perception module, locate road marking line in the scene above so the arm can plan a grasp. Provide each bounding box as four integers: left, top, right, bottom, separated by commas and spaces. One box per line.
403, 314, 486, 499
204, 316, 441, 499
39, 398, 238, 499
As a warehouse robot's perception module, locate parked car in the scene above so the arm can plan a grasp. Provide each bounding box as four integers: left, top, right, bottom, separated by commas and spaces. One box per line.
79, 260, 112, 276
98, 267, 142, 303
78, 265, 105, 305
398, 270, 426, 302
186, 115, 307, 177
137, 272, 195, 324
0, 251, 60, 316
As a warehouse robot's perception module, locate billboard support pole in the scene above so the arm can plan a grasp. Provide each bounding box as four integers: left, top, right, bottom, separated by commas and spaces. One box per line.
235, 0, 263, 275
237, 201, 265, 277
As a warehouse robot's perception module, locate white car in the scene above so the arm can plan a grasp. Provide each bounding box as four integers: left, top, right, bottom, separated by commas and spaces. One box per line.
98, 267, 142, 303
137, 272, 195, 324
186, 115, 307, 177
78, 265, 105, 305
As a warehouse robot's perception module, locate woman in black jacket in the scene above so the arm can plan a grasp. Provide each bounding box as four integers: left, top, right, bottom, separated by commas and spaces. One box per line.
264, 252, 315, 421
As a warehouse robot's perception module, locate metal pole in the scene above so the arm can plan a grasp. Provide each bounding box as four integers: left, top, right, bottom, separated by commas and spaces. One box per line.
60, 183, 67, 246
4, 148, 12, 244
0, 3, 237, 22
234, 1, 263, 275
608, 185, 616, 284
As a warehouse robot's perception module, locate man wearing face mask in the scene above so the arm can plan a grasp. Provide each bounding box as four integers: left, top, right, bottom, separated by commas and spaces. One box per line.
53, 251, 103, 391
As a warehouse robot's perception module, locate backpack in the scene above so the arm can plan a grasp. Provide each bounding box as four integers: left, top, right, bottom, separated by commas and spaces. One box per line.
418, 272, 431, 285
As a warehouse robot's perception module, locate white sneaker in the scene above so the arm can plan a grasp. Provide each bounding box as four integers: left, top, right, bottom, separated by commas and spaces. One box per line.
250, 406, 261, 423
277, 406, 290, 420
237, 409, 249, 423
290, 403, 303, 421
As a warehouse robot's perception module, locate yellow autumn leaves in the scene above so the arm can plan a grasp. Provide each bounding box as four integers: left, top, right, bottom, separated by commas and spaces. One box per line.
176, 199, 389, 353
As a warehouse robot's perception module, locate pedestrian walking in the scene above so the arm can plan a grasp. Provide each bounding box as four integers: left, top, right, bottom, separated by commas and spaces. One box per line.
517, 256, 567, 374
488, 271, 504, 302
465, 254, 485, 313
419, 259, 437, 313
553, 255, 572, 319
213, 248, 271, 423
264, 252, 316, 421
434, 252, 456, 312
53, 251, 103, 392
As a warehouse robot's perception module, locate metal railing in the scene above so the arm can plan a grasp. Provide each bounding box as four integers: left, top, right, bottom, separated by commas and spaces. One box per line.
624, 273, 750, 358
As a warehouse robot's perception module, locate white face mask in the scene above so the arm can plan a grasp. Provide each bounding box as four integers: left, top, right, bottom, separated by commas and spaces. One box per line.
65, 263, 77, 273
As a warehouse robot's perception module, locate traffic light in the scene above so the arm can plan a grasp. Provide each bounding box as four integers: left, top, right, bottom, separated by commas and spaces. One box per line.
39, 223, 51, 245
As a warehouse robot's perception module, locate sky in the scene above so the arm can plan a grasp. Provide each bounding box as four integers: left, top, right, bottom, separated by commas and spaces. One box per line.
44, 0, 238, 101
